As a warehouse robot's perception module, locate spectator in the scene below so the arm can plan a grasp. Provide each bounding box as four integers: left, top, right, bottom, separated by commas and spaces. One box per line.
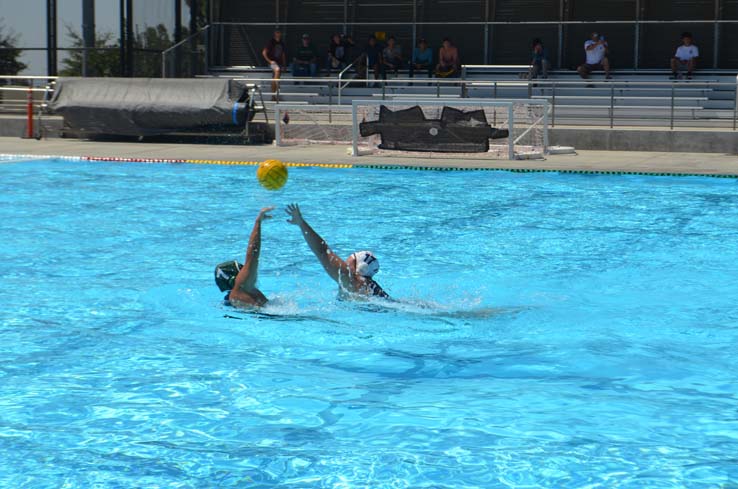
362, 35, 383, 82
381, 36, 403, 78
327, 33, 354, 72
292, 33, 319, 77
577, 32, 611, 80
436, 38, 460, 78
262, 30, 287, 98
670, 32, 699, 80
528, 38, 550, 80
409, 38, 433, 78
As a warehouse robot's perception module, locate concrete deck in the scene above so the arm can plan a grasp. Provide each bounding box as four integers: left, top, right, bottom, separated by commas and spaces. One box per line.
1, 137, 737, 176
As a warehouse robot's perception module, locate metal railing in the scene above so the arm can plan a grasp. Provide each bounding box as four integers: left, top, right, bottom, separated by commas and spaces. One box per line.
0, 76, 58, 139
161, 26, 211, 78
216, 74, 738, 130
337, 54, 368, 105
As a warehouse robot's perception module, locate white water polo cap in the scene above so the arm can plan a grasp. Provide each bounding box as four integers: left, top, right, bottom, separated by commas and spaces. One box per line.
352, 251, 380, 277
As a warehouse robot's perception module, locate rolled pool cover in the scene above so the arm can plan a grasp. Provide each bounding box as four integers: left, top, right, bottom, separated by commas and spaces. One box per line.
49, 78, 252, 136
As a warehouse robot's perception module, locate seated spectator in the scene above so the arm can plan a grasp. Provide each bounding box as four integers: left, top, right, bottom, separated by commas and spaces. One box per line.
327, 33, 354, 72
262, 30, 287, 98
528, 38, 550, 80
435, 38, 460, 78
363, 35, 383, 82
292, 33, 319, 77
670, 32, 699, 80
577, 32, 611, 80
381, 36, 403, 78
409, 38, 433, 78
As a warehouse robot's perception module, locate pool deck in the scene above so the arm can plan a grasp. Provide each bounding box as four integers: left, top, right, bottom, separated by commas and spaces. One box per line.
1, 137, 737, 176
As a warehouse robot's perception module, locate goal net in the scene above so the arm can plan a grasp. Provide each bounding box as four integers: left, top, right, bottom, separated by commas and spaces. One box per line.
275, 99, 549, 160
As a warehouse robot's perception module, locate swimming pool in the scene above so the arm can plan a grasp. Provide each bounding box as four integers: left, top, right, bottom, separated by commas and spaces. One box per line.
1, 157, 737, 487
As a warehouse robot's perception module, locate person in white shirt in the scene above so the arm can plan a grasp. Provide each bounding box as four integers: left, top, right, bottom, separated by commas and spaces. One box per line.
577, 32, 611, 80
670, 32, 699, 80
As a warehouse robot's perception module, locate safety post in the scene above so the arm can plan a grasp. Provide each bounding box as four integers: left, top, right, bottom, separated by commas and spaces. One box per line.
24, 87, 34, 139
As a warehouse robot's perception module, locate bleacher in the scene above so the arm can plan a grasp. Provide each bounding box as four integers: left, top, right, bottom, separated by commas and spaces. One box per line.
206, 64, 738, 129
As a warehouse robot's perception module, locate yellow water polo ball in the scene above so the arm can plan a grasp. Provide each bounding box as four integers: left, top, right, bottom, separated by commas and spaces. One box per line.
256, 159, 288, 190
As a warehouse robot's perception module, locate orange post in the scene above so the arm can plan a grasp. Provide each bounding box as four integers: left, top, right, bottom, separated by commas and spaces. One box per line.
25, 87, 34, 139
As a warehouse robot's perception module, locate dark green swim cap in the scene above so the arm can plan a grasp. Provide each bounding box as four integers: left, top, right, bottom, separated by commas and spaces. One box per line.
214, 260, 243, 292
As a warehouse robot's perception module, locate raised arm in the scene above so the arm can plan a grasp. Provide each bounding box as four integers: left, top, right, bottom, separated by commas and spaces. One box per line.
232, 207, 273, 294
286, 203, 349, 283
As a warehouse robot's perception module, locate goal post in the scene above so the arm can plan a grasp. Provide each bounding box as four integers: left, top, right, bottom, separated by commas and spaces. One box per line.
274, 99, 550, 160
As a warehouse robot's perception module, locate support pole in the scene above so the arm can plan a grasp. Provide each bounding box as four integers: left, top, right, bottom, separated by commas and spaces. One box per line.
125, 0, 134, 76
46, 0, 57, 77
82, 0, 95, 77
24, 88, 34, 139
119, 0, 126, 76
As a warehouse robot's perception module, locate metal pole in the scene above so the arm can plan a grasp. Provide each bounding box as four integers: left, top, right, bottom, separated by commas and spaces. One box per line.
412, 0, 417, 59
483, 0, 490, 64
274, 106, 281, 145
610, 84, 615, 128
714, 0, 722, 69
670, 83, 675, 130
507, 104, 515, 160
634, 0, 640, 69
551, 82, 556, 127
351, 102, 359, 156
82, 0, 95, 77
119, 0, 126, 76
733, 76, 738, 131
46, 0, 57, 77
175, 0, 182, 44
343, 0, 348, 35
557, 0, 564, 69
543, 101, 549, 152
125, 0, 133, 77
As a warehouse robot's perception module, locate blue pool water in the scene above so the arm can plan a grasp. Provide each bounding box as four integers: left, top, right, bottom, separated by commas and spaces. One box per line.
1, 157, 738, 487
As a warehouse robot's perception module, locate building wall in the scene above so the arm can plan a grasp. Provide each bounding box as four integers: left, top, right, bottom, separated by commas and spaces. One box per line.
214, 0, 737, 69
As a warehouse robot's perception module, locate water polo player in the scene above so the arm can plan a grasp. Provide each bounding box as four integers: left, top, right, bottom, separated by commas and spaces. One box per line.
214, 207, 274, 307
285, 203, 389, 299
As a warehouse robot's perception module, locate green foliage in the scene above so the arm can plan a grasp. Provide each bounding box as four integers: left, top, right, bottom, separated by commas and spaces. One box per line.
0, 21, 27, 75
132, 24, 174, 77
59, 27, 121, 77
60, 24, 175, 78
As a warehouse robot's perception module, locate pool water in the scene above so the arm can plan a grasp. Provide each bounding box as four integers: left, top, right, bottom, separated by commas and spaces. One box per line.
1, 158, 738, 487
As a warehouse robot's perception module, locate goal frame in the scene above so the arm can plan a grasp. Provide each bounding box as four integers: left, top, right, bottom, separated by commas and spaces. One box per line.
350, 98, 549, 160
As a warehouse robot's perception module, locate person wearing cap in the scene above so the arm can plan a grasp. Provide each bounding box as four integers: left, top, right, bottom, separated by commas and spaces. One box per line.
214, 207, 274, 307
410, 38, 433, 78
292, 33, 319, 77
285, 203, 389, 299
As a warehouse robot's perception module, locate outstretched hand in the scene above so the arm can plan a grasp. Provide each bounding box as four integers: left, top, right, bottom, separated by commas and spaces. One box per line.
285, 203, 304, 226
258, 206, 275, 221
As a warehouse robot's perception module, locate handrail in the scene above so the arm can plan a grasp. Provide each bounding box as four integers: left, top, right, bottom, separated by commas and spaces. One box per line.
337, 54, 368, 105
161, 25, 210, 78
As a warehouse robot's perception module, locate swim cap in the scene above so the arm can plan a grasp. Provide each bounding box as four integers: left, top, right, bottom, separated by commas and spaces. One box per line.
214, 260, 242, 292
352, 251, 380, 277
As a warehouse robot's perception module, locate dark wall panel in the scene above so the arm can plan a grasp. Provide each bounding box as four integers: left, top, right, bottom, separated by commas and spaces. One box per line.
568, 0, 635, 21
493, 0, 560, 21
642, 0, 716, 20
422, 0, 484, 21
